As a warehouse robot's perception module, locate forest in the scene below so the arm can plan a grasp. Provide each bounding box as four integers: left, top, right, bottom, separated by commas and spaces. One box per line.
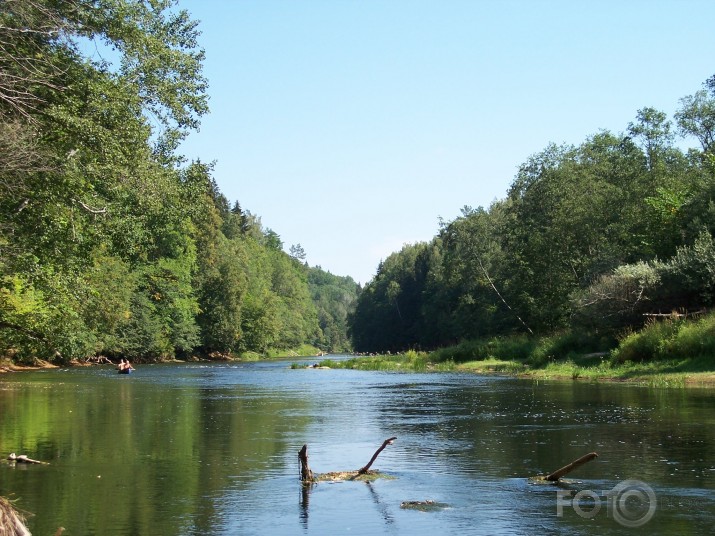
0, 0, 358, 364
349, 80, 715, 356
4, 1, 715, 366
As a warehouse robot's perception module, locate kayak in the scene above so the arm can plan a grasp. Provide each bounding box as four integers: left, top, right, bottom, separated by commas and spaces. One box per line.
118, 368, 133, 374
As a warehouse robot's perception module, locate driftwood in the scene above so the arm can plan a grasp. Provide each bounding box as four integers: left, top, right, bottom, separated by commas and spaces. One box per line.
7, 454, 48, 465
298, 445, 314, 483
299, 437, 398, 483
0, 496, 31, 536
531, 452, 598, 483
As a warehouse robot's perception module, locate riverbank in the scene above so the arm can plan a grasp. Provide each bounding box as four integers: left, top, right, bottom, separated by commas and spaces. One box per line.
318, 349, 715, 388
321, 315, 715, 387
0, 358, 58, 373
456, 355, 715, 387
0, 343, 327, 373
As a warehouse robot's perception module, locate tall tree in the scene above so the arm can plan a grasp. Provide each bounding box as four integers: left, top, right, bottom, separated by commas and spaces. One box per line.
676, 90, 715, 154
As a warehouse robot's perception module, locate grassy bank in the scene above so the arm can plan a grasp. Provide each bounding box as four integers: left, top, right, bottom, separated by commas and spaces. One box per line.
319, 313, 715, 387
239, 344, 323, 360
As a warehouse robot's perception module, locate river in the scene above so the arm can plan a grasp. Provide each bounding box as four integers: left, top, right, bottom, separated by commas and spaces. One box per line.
1, 358, 714, 535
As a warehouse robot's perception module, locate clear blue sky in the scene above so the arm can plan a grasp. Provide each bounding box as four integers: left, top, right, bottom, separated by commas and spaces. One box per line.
178, 0, 715, 285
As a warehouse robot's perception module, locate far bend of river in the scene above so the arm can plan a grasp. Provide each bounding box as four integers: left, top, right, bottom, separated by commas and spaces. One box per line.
1, 359, 715, 535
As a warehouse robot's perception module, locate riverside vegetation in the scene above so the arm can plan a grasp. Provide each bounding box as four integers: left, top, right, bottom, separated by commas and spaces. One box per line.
0, 1, 358, 365
323, 312, 715, 387
344, 76, 715, 384
3, 2, 715, 380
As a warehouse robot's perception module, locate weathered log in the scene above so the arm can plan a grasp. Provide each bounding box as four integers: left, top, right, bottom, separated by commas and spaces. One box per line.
298, 444, 314, 483
358, 437, 397, 475
544, 452, 598, 482
0, 496, 31, 536
7, 453, 48, 465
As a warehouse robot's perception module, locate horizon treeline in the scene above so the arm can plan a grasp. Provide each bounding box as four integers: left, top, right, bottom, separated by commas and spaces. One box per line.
0, 0, 358, 363
350, 77, 715, 353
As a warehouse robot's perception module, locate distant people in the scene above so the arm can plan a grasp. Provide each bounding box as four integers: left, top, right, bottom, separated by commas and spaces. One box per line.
117, 359, 134, 372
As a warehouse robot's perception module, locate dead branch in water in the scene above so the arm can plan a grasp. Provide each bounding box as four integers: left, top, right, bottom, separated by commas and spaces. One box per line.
299, 437, 398, 483
531, 452, 599, 482
358, 437, 397, 475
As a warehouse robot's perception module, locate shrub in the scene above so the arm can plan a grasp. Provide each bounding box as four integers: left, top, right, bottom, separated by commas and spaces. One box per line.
431, 336, 535, 363
664, 313, 715, 360
572, 261, 662, 331
611, 318, 682, 363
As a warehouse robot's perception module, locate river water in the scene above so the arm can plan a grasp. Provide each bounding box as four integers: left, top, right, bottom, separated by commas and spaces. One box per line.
1, 358, 714, 535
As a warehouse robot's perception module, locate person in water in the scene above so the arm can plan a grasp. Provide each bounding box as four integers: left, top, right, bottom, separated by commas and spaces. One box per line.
117, 359, 134, 372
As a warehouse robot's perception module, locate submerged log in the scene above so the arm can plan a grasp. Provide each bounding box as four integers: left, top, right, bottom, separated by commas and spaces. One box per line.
0, 496, 31, 536
358, 437, 397, 475
400, 500, 450, 512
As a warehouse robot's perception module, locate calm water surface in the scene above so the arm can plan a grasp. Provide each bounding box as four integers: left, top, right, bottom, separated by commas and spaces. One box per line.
1, 358, 715, 535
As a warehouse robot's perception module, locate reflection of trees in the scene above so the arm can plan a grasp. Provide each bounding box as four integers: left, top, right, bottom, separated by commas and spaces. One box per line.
0, 369, 312, 535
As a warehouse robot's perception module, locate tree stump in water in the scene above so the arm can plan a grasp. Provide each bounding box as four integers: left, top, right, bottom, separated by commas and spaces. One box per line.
299, 444, 314, 483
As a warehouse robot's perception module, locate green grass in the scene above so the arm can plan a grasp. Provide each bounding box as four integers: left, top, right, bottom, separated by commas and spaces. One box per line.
334, 313, 715, 387
317, 350, 450, 372
430, 336, 535, 363
238, 344, 324, 361
263, 344, 323, 359
457, 358, 529, 374
612, 314, 715, 364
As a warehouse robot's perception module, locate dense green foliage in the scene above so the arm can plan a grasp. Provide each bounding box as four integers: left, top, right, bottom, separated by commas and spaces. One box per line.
0, 1, 358, 363
350, 81, 715, 355
307, 267, 359, 353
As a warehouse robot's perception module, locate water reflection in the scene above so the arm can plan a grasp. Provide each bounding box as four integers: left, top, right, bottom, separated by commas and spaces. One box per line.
1, 362, 714, 535
299, 482, 312, 530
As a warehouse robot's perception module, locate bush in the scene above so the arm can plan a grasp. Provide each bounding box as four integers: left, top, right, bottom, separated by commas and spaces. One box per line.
572, 261, 662, 331
431, 336, 535, 363
611, 318, 682, 363
530, 330, 615, 366
663, 313, 715, 361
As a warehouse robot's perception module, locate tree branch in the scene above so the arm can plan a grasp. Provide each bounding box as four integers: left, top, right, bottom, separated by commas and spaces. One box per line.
73, 199, 107, 215
358, 437, 397, 474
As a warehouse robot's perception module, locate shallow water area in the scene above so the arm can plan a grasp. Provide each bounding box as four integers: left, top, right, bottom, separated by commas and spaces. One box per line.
1, 358, 714, 535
